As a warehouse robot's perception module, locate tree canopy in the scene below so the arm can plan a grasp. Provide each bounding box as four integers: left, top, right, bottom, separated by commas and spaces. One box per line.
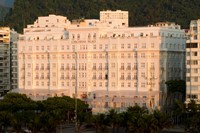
1, 0, 200, 33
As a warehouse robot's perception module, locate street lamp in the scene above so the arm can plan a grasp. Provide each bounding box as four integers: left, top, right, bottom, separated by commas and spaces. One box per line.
105, 48, 109, 111
46, 51, 50, 97
133, 49, 138, 96
74, 50, 78, 131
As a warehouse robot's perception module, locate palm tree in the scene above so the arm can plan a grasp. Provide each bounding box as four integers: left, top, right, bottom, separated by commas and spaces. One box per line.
91, 113, 109, 133
153, 110, 172, 133
107, 109, 119, 133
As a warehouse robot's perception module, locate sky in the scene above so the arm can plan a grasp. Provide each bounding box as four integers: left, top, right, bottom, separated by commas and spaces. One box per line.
0, 0, 15, 7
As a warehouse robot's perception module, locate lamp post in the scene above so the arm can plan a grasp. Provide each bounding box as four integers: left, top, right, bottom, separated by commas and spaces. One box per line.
46, 51, 50, 97
133, 49, 138, 96
22, 51, 25, 90
105, 48, 109, 111
74, 50, 78, 131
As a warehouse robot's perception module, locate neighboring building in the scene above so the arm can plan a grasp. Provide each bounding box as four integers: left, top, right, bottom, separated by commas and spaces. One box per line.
185, 20, 200, 104
0, 27, 18, 96
10, 30, 19, 90
17, 11, 185, 112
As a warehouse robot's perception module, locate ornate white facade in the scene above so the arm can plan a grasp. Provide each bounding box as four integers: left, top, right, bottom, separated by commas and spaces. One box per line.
17, 11, 185, 112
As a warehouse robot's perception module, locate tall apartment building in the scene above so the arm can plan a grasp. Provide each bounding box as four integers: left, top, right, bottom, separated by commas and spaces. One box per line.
0, 27, 18, 96
17, 11, 185, 112
186, 20, 200, 103
10, 30, 19, 90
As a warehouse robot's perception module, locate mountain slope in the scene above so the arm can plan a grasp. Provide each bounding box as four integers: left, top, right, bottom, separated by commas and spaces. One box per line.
2, 0, 200, 33
0, 5, 9, 20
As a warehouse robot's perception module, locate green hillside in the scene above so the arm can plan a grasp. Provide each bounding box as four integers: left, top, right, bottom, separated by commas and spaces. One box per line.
0, 5, 9, 20
1, 0, 200, 33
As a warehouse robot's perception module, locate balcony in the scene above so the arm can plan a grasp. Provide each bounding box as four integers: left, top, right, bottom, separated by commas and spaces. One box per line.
98, 67, 103, 70
120, 67, 124, 70
126, 77, 131, 80
65, 77, 70, 80
120, 77, 124, 80
126, 67, 131, 70
133, 67, 137, 70
60, 77, 65, 80
60, 67, 65, 71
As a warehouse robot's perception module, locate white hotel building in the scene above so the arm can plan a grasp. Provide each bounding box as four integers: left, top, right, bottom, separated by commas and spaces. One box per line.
18, 10, 185, 112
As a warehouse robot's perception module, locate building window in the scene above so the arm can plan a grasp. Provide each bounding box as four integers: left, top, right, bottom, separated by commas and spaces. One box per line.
36, 46, 39, 50
28, 46, 32, 51
93, 63, 96, 70
151, 43, 155, 48
121, 44, 124, 49
141, 72, 145, 78
141, 83, 146, 87
112, 82, 115, 87
134, 43, 137, 48
141, 53, 145, 58
127, 44, 131, 49
193, 68, 198, 73
142, 43, 146, 48
121, 72, 124, 80
121, 82, 124, 87
111, 72, 115, 78
141, 63, 145, 68
77, 34, 80, 40
61, 45, 64, 50
28, 81, 31, 86
93, 44, 96, 49
121, 63, 124, 70
99, 82, 102, 87
72, 82, 75, 86
93, 82, 96, 87
128, 53, 131, 58
128, 82, 131, 87
111, 63, 115, 68
99, 44, 102, 49
194, 77, 198, 82
151, 53, 155, 58
121, 53, 125, 58
134, 82, 137, 87
105, 82, 108, 87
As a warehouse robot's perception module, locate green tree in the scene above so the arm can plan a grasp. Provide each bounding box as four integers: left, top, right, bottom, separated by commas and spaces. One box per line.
107, 109, 119, 133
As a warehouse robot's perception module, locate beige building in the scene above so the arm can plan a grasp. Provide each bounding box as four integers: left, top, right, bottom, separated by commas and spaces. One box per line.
186, 20, 200, 103
17, 11, 185, 112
